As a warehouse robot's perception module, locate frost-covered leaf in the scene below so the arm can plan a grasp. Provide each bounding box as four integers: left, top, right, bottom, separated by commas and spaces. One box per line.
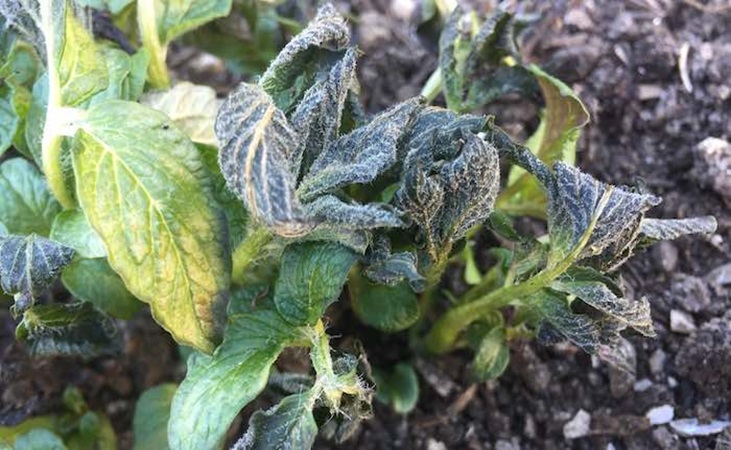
216, 83, 313, 238
350, 278, 419, 332
0, 234, 74, 306
168, 309, 302, 450
50, 210, 106, 258
233, 391, 317, 450
0, 158, 62, 236
639, 216, 717, 241
373, 363, 419, 414
15, 302, 120, 359
304, 195, 405, 231
259, 3, 349, 112
133, 383, 176, 450
552, 277, 655, 337
299, 98, 422, 202
363, 236, 425, 292
532, 289, 600, 354
142, 81, 218, 145
471, 326, 510, 381
73, 100, 229, 353
89, 46, 149, 104
154, 0, 232, 45
274, 241, 357, 325
62, 258, 141, 319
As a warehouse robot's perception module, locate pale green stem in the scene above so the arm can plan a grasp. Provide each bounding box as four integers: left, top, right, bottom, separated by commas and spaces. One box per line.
137, 0, 170, 89
420, 68, 443, 104
230, 225, 272, 284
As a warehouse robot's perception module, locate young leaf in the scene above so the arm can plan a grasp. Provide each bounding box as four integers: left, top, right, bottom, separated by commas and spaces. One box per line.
216, 82, 313, 238
89, 46, 149, 104
471, 326, 510, 381
72, 100, 229, 353
141, 81, 218, 146
274, 241, 357, 326
364, 251, 426, 293
168, 309, 302, 450
50, 210, 106, 258
0, 234, 74, 309
373, 362, 419, 415
350, 278, 420, 333
133, 383, 177, 450
154, 0, 232, 45
62, 258, 141, 319
13, 429, 67, 450
0, 158, 62, 236
15, 302, 120, 359
233, 391, 318, 450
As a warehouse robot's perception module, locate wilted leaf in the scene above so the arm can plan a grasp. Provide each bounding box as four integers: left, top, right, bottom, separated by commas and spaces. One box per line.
133, 383, 176, 450
304, 195, 405, 232
259, 3, 349, 112
216, 83, 313, 238
0, 234, 74, 308
532, 289, 599, 354
471, 326, 510, 381
73, 100, 229, 353
373, 362, 419, 414
350, 278, 419, 333
363, 236, 425, 292
0, 158, 62, 236
142, 81, 218, 146
154, 0, 232, 45
15, 302, 120, 359
168, 309, 302, 450
233, 392, 317, 450
50, 210, 106, 258
639, 216, 717, 241
274, 241, 357, 325
62, 258, 141, 319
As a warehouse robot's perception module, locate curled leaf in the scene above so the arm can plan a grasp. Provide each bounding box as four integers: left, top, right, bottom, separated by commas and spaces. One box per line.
363, 236, 425, 292
304, 195, 405, 231
532, 289, 600, 354
471, 326, 510, 381
639, 216, 717, 241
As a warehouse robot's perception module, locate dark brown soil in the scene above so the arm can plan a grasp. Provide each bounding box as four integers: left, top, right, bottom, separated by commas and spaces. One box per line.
1, 1, 729, 449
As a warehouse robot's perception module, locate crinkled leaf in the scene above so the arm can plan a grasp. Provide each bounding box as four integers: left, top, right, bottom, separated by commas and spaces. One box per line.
299, 98, 422, 202
471, 326, 510, 381
168, 309, 302, 450
62, 258, 141, 319
363, 237, 425, 292
0, 158, 62, 236
350, 277, 419, 333
552, 277, 655, 337
290, 47, 357, 177
233, 392, 317, 450
50, 210, 106, 258
13, 429, 67, 450
15, 302, 120, 359
141, 81, 218, 146
0, 234, 74, 304
155, 0, 232, 44
216, 83, 313, 238
639, 216, 717, 242
304, 194, 405, 231
437, 7, 466, 110
133, 383, 176, 450
373, 362, 419, 414
259, 3, 349, 112
72, 100, 230, 353
532, 289, 600, 354
89, 46, 149, 104
274, 241, 357, 325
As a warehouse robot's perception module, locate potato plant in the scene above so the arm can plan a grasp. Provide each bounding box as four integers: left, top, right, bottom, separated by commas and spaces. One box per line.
0, 2, 718, 449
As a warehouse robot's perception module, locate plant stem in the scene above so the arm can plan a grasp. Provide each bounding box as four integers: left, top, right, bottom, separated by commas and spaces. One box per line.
230, 225, 272, 284
137, 0, 170, 89
40, 1, 74, 209
420, 68, 443, 104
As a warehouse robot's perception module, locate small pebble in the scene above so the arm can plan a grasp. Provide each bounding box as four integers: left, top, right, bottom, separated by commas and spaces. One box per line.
646, 405, 675, 425
669, 418, 731, 437
426, 438, 448, 450
564, 409, 592, 439
649, 349, 667, 376
670, 310, 697, 334
634, 378, 654, 392
668, 376, 678, 388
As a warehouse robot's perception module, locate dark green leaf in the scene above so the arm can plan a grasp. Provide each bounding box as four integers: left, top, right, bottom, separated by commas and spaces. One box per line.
50, 210, 106, 258
15, 302, 120, 359
168, 309, 302, 450
133, 383, 176, 450
216, 83, 313, 238
0, 158, 62, 236
373, 362, 419, 415
437, 7, 465, 110
471, 326, 510, 381
61, 258, 141, 319
350, 277, 420, 333
0, 234, 74, 307
363, 236, 425, 292
73, 100, 230, 353
233, 392, 317, 450
274, 241, 357, 325
304, 195, 405, 231
532, 289, 600, 354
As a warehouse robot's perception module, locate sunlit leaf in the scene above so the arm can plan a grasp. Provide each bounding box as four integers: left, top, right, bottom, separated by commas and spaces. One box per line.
50, 210, 106, 259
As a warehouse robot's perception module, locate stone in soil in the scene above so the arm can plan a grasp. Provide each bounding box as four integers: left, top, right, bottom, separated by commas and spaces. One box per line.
646, 405, 675, 425
670, 310, 697, 334
694, 137, 731, 205
669, 418, 731, 437
563, 409, 591, 439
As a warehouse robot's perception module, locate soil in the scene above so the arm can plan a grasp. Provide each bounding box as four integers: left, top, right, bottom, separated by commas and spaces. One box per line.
1, 1, 729, 449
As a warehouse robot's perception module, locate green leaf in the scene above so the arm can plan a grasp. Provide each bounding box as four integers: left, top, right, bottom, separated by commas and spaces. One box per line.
13, 429, 67, 450
470, 326, 510, 381
350, 277, 420, 333
62, 258, 141, 319
532, 289, 599, 354
72, 100, 230, 353
303, 195, 405, 232
0, 234, 74, 308
216, 82, 312, 238
141, 81, 218, 146
259, 3, 349, 112
24, 73, 48, 164
233, 391, 318, 450
155, 0, 232, 45
373, 363, 419, 414
88, 47, 149, 104
363, 236, 426, 292
437, 7, 467, 110
0, 158, 62, 236
274, 241, 357, 325
168, 309, 302, 450
133, 383, 176, 450
15, 302, 120, 359
0, 39, 41, 87
50, 210, 106, 258
0, 94, 19, 156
